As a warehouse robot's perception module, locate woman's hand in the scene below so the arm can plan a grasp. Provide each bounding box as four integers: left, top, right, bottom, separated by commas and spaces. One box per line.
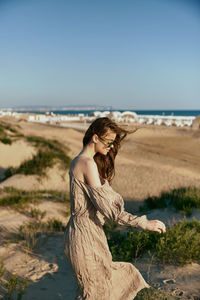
146, 219, 166, 233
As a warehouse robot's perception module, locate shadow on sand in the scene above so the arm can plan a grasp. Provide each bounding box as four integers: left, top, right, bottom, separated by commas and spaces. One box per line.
0, 166, 6, 181
22, 234, 77, 300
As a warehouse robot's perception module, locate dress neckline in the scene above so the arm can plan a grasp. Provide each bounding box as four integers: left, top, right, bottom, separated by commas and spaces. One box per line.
69, 169, 108, 190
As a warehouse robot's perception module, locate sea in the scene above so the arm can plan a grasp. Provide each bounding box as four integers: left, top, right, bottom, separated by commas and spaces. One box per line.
16, 110, 200, 117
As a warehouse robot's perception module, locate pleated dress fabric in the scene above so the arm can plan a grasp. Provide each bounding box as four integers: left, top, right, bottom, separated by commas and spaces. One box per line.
63, 169, 150, 300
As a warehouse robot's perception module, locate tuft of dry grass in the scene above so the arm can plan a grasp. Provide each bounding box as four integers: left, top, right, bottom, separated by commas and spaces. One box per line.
2, 135, 71, 181
0, 262, 28, 300
18, 218, 65, 250
0, 187, 70, 210
0, 120, 23, 145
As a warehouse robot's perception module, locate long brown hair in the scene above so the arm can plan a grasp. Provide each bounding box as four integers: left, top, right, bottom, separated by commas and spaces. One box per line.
83, 117, 134, 183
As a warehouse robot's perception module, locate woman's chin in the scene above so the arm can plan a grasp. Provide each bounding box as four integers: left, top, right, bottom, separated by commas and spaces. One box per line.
100, 150, 109, 156
98, 149, 109, 156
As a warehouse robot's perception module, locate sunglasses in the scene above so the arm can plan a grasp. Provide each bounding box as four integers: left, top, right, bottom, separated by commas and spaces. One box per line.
98, 136, 115, 148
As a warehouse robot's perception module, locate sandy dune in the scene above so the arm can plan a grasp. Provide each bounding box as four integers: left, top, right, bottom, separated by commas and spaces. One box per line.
1, 118, 200, 199
0, 164, 69, 191
0, 140, 36, 169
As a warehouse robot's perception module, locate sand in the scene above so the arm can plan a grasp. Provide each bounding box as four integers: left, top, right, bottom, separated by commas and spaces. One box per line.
0, 117, 200, 299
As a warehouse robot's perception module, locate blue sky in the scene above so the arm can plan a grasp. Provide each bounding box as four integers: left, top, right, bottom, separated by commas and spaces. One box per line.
0, 0, 199, 109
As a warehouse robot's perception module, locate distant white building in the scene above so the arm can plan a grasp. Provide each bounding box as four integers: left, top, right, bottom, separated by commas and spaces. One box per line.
164, 119, 172, 127
120, 111, 138, 123
154, 118, 163, 126
93, 111, 111, 118
0, 108, 196, 129
28, 115, 35, 122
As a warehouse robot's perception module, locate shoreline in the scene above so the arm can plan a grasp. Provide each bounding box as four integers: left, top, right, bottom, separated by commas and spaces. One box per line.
0, 109, 199, 129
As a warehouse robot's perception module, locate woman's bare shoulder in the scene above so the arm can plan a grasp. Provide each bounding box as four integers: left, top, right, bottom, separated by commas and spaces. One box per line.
72, 155, 94, 168
70, 155, 96, 181
83, 158, 102, 187
71, 155, 101, 187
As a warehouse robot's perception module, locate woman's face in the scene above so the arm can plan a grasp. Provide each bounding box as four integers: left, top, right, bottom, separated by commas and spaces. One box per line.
94, 129, 116, 156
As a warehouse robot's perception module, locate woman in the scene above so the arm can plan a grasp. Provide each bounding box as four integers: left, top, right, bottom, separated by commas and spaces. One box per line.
63, 117, 166, 300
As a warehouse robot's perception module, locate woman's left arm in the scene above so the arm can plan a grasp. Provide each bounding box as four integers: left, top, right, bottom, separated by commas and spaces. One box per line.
86, 182, 166, 233
107, 186, 166, 233
117, 210, 166, 233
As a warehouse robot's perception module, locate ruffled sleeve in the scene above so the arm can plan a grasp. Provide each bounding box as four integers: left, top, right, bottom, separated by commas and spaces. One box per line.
85, 180, 148, 230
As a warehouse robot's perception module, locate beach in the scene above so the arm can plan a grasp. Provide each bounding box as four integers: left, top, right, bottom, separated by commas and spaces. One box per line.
0, 116, 200, 299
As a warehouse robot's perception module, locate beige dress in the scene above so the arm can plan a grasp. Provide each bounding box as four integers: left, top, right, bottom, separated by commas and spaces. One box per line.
63, 169, 150, 300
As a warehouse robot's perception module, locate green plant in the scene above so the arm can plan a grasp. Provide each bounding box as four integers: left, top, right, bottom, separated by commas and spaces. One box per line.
46, 218, 66, 232
2, 135, 71, 181
0, 137, 12, 144
26, 135, 71, 168
140, 187, 200, 216
30, 208, 46, 220
5, 274, 28, 300
0, 121, 22, 146
0, 187, 70, 210
0, 262, 28, 300
155, 218, 200, 265
18, 218, 65, 250
0, 193, 32, 208
104, 222, 160, 262
26, 136, 61, 149
0, 122, 18, 134
0, 262, 6, 277
135, 287, 178, 300
18, 221, 40, 249
0, 188, 39, 209
104, 218, 200, 266
2, 150, 56, 179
